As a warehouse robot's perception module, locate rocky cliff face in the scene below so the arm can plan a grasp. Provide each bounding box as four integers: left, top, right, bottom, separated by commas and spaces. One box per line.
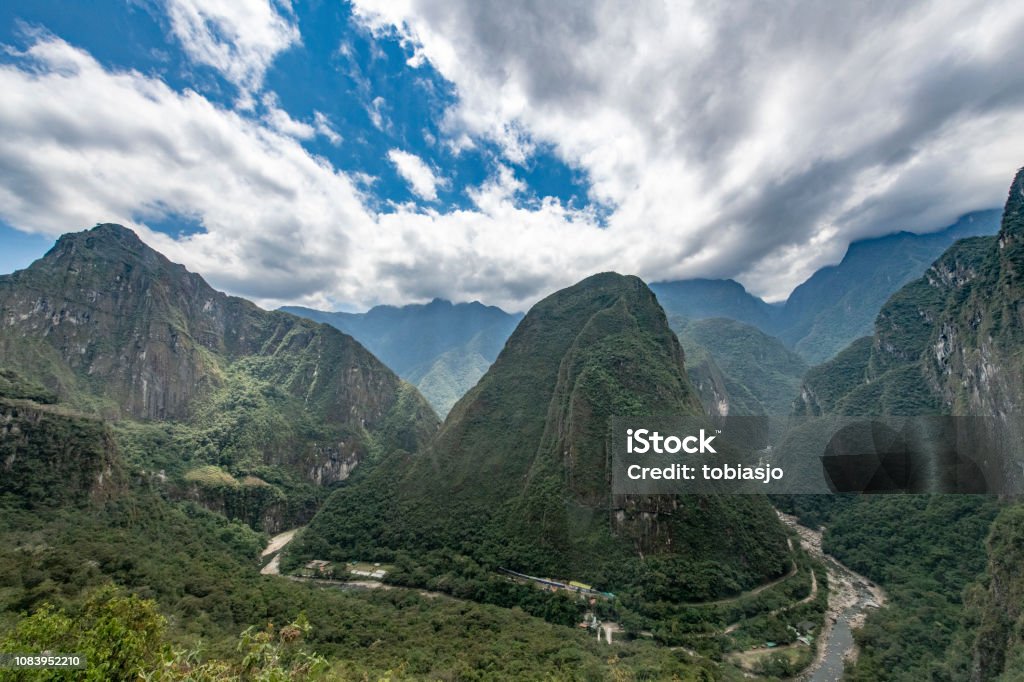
0, 225, 429, 430
684, 351, 733, 416
673, 317, 807, 416
796, 170, 1024, 423
0, 395, 124, 507
0, 224, 438, 528
791, 167, 1024, 680
924, 170, 1024, 420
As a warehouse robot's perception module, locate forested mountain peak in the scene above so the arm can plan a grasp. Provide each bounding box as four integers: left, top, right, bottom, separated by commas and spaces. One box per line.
295, 271, 790, 596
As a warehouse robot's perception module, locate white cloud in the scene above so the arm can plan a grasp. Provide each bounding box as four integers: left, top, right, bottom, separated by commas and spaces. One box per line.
261, 93, 314, 139
387, 149, 445, 201
4, 0, 1024, 314
351, 0, 1024, 301
366, 95, 389, 131
314, 111, 342, 145
0, 36, 607, 312
164, 0, 299, 98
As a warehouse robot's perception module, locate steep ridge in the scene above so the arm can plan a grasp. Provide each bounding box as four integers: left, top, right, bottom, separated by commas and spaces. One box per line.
794, 192, 1019, 421
649, 278, 781, 331
788, 168, 1024, 681
295, 272, 790, 597
652, 210, 1001, 365
0, 224, 438, 529
782, 210, 1001, 363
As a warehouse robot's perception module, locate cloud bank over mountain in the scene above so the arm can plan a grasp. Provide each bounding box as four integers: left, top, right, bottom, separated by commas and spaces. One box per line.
0, 0, 1022, 310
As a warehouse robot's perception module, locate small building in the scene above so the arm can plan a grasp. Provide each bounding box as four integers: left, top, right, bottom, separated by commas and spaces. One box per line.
300, 560, 331, 577
796, 620, 817, 634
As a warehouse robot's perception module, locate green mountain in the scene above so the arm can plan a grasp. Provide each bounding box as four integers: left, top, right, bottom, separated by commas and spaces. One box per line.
0, 251, 733, 679
786, 169, 1024, 681
0, 224, 438, 530
294, 272, 790, 600
672, 317, 807, 416
281, 299, 522, 417
1, 370, 710, 680
652, 210, 1001, 365
0, 368, 125, 508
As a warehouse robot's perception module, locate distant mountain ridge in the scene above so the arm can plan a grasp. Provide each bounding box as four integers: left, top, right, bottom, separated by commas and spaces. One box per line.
283, 210, 1000, 417
282, 299, 522, 416
672, 317, 807, 416
651, 209, 1002, 364
648, 278, 780, 331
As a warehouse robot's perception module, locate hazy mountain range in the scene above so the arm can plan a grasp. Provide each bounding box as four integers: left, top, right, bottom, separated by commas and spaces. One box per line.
281, 300, 521, 417
651, 209, 1001, 364
284, 209, 999, 419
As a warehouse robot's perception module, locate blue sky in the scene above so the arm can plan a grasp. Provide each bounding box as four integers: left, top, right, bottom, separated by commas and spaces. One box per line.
0, 1, 1021, 310
0, 0, 591, 266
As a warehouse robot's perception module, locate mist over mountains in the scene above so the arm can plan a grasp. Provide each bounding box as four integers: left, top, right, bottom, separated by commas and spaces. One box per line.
651, 209, 1002, 364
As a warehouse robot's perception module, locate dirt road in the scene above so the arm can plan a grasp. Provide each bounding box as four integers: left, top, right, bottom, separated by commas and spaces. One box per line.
260, 528, 299, 576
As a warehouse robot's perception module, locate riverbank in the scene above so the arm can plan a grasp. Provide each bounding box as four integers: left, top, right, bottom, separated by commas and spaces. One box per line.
776, 512, 886, 681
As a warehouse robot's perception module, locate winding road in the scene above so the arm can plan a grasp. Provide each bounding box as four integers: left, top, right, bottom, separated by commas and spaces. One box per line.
259, 516, 884, 680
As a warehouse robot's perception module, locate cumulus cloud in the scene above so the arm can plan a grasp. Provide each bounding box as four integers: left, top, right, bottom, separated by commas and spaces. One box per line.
3, 2, 1024, 313
387, 148, 446, 201
164, 0, 299, 99
352, 0, 1024, 300
0, 35, 606, 311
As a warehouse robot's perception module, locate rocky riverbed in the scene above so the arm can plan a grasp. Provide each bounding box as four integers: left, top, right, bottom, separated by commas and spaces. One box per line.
777, 512, 886, 681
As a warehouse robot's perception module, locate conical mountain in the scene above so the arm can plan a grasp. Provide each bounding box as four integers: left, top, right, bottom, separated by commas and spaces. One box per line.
298, 272, 789, 596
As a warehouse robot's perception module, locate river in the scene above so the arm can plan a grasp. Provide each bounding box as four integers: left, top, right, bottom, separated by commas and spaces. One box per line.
777, 512, 886, 681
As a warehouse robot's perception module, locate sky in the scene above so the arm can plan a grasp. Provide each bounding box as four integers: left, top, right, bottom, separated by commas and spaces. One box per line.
0, 1, 1022, 313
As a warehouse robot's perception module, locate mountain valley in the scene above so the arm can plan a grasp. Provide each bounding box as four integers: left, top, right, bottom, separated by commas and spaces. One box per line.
0, 177, 1020, 680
